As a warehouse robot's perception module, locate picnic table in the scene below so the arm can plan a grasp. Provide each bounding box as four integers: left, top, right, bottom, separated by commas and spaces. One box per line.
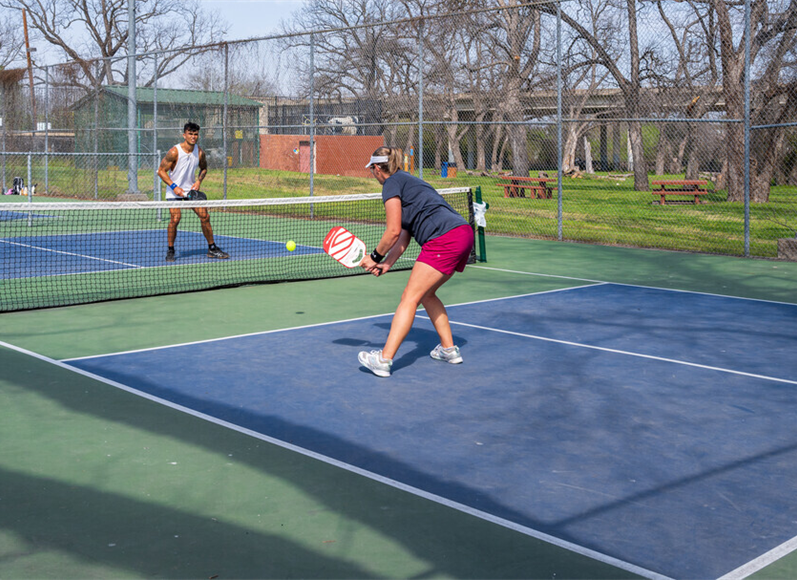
498, 176, 554, 199
651, 180, 709, 205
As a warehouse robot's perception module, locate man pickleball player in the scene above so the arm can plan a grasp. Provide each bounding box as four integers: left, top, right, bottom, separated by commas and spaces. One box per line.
157, 122, 229, 262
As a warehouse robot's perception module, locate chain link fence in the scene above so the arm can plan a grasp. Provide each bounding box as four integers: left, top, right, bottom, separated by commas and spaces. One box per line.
2, 1, 796, 259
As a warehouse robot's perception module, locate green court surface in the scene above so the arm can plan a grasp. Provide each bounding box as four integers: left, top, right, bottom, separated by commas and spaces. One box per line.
2, 237, 797, 579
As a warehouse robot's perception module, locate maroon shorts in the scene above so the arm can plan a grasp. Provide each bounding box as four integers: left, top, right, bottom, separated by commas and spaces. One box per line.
417, 224, 474, 275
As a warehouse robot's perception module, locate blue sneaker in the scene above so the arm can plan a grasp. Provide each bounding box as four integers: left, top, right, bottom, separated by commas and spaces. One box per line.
358, 350, 392, 377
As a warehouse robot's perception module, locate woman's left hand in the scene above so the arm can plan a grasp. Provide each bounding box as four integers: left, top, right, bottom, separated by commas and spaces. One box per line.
371, 263, 390, 277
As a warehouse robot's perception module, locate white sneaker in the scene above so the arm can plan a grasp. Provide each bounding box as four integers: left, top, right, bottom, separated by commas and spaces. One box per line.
358, 350, 392, 377
430, 344, 463, 364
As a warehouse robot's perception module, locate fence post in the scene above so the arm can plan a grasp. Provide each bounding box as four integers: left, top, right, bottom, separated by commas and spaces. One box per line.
94, 60, 100, 200
418, 19, 424, 180
556, 1, 563, 241
153, 53, 158, 202
45, 65, 49, 194
743, 0, 751, 257
309, 33, 315, 200
127, 0, 138, 195
1, 81, 5, 193
223, 43, 229, 201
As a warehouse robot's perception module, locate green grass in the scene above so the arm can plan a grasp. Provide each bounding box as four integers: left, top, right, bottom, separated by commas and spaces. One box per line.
4, 161, 796, 258
213, 168, 796, 258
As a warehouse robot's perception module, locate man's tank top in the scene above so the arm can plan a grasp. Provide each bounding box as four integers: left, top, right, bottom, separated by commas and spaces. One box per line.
167, 144, 200, 199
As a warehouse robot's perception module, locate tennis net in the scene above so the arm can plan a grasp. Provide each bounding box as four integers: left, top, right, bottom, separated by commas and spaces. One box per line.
0, 187, 480, 311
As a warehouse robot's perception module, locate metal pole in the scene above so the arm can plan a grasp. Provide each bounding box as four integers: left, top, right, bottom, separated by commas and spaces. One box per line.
475, 186, 487, 262
153, 54, 159, 203
127, 0, 138, 194
1, 82, 6, 193
418, 20, 424, 180
94, 60, 100, 200
45, 65, 49, 193
27, 153, 32, 227
309, 33, 315, 199
743, 0, 751, 256
556, 0, 563, 241
223, 43, 229, 201
156, 149, 162, 221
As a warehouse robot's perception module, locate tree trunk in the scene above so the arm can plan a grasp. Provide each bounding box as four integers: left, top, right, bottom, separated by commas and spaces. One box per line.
505, 77, 530, 176
628, 120, 648, 189
562, 124, 579, 172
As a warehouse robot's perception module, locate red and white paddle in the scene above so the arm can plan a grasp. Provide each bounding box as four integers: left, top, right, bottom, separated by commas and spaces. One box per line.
323, 226, 367, 268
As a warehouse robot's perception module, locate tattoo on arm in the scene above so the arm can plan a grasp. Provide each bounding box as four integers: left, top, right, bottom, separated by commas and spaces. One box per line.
157, 148, 178, 182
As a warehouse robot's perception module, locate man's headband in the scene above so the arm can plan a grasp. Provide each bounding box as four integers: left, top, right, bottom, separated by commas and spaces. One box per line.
365, 155, 389, 168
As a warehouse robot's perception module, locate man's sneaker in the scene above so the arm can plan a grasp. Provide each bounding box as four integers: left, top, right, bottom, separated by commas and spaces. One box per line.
208, 246, 229, 259
430, 344, 463, 364
358, 350, 392, 377
165, 248, 175, 262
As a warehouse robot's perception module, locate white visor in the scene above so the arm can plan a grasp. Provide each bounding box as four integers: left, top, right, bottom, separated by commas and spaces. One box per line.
366, 155, 389, 168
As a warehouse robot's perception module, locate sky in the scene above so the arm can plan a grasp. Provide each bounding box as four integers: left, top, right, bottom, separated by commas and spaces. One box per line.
198, 0, 308, 40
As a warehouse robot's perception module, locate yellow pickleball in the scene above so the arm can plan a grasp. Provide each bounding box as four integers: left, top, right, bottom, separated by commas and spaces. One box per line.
286, 240, 296, 252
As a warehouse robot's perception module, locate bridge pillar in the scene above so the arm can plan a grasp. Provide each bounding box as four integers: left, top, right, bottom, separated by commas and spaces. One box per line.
612, 124, 622, 171
599, 124, 608, 171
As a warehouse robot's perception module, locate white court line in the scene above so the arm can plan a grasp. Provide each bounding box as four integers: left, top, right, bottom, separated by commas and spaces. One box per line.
63, 284, 603, 362
417, 317, 797, 386
0, 238, 142, 269
1, 230, 324, 281
62, 312, 398, 361
718, 535, 797, 580
470, 265, 797, 307
1, 338, 671, 580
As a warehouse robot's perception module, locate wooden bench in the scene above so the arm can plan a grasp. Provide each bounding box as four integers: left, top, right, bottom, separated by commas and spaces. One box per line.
498, 176, 554, 199
651, 180, 709, 205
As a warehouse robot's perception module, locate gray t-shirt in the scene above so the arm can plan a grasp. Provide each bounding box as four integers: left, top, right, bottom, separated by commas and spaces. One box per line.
381, 170, 467, 246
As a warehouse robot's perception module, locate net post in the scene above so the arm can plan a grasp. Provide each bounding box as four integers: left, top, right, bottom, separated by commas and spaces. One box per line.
475, 186, 487, 262
27, 153, 33, 227
155, 149, 162, 221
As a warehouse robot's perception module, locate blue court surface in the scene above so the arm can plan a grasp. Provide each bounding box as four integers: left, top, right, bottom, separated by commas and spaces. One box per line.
0, 230, 322, 278
64, 283, 797, 579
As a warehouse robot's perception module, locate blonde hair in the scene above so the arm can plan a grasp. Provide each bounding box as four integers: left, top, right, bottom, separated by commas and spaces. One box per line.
371, 146, 403, 175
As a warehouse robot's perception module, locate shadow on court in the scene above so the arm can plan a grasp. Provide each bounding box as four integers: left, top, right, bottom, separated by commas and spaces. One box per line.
335, 322, 470, 373
0, 466, 377, 579
57, 287, 797, 579
0, 346, 635, 579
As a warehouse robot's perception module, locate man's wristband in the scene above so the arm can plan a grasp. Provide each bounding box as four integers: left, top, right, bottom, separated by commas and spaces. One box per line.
169, 183, 177, 190
370, 249, 385, 263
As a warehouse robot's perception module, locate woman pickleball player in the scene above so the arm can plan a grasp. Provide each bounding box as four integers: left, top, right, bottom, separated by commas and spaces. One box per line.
357, 146, 474, 377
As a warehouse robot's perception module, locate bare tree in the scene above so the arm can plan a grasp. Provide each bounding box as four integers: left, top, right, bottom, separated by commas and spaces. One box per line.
711, 0, 797, 203
559, 0, 616, 173
0, 7, 25, 69
0, 0, 227, 89
536, 0, 652, 190
281, 0, 404, 97
651, 1, 722, 179
462, 22, 504, 172
185, 45, 279, 98
484, 0, 543, 177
